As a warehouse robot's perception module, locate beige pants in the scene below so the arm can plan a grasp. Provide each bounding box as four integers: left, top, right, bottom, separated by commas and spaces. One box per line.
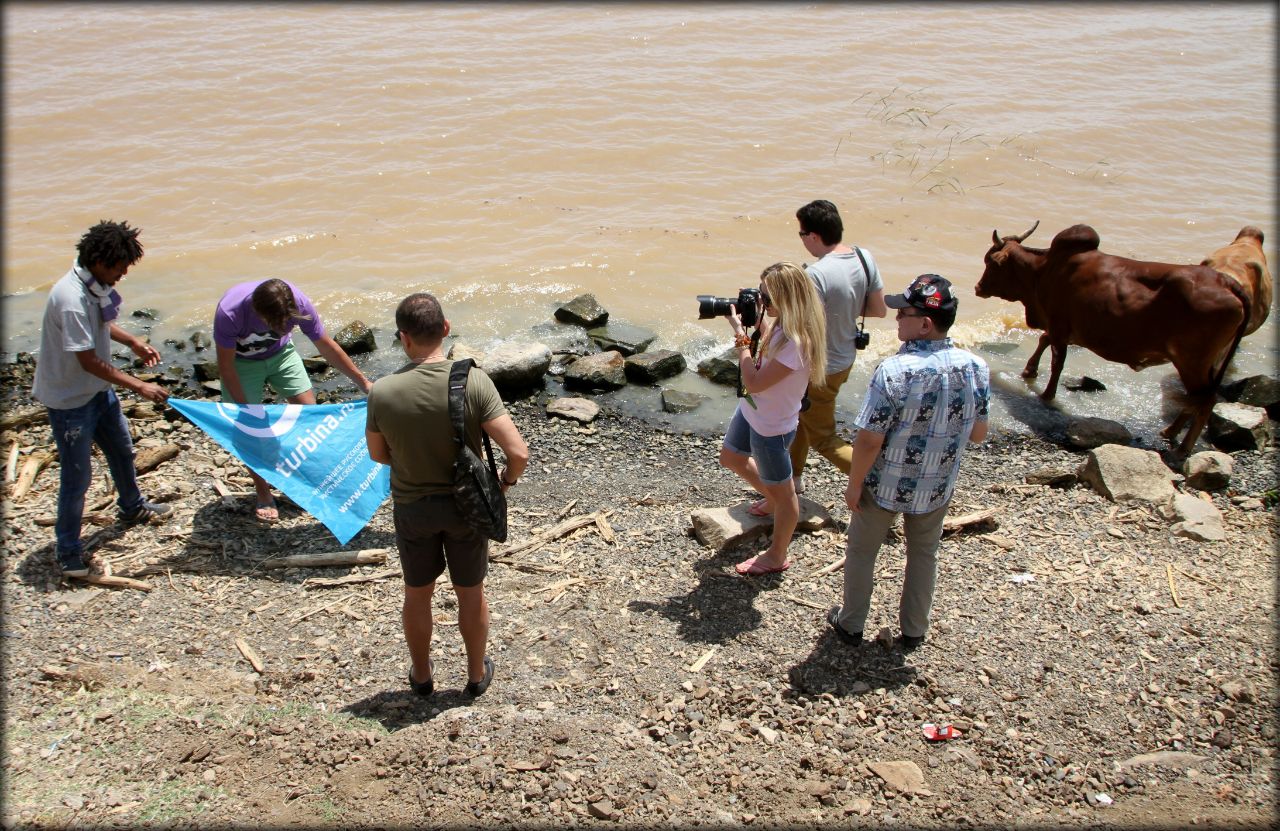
789, 364, 855, 477
837, 489, 948, 638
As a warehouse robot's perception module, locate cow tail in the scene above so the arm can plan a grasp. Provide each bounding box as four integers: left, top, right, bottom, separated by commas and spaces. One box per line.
1210, 276, 1252, 396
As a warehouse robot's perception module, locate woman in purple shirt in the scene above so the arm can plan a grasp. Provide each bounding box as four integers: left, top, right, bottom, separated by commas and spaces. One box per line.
214, 278, 372, 521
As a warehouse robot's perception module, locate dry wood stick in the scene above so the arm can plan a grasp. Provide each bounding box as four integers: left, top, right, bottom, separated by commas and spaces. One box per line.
686, 646, 716, 673
531, 577, 585, 595
235, 637, 265, 673
1174, 566, 1222, 590
491, 511, 614, 560
783, 593, 826, 611
304, 568, 402, 588
0, 407, 47, 433
291, 596, 351, 623
5, 442, 19, 483
75, 574, 152, 592
1165, 564, 1181, 608
260, 548, 388, 570
816, 556, 845, 576
10, 451, 54, 500
942, 507, 999, 533
555, 499, 578, 521
594, 514, 615, 544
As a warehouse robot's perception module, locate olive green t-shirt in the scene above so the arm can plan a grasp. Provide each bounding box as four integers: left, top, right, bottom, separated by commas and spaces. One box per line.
366, 360, 507, 503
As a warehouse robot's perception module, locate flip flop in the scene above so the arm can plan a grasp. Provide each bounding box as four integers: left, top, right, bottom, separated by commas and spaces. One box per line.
735, 555, 791, 576
254, 499, 279, 523
747, 499, 773, 517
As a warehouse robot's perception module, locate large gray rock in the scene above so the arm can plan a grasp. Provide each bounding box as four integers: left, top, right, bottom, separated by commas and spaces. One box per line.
690, 497, 834, 552
554, 293, 609, 328
661, 389, 708, 414
484, 341, 552, 392
546, 397, 600, 424
585, 323, 656, 357
697, 348, 740, 387
1077, 444, 1176, 504
192, 361, 220, 382
1162, 493, 1226, 542
1182, 451, 1233, 492
301, 355, 329, 375
563, 350, 627, 391
333, 320, 377, 355
446, 341, 488, 366
1065, 416, 1132, 450
624, 350, 686, 384
1207, 402, 1272, 451
1220, 374, 1280, 419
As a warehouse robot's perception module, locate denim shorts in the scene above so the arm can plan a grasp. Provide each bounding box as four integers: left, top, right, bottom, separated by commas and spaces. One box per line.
722, 408, 796, 485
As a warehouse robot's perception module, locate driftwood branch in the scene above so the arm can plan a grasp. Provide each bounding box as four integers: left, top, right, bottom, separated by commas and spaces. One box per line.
943, 508, 999, 534
304, 568, 402, 588
492, 510, 616, 561
0, 407, 47, 433
235, 637, 265, 673
260, 548, 388, 570
10, 451, 55, 501
5, 442, 19, 482
75, 574, 152, 592
135, 443, 181, 475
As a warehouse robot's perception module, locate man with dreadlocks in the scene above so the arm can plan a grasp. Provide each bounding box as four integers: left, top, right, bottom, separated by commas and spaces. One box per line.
32, 219, 173, 578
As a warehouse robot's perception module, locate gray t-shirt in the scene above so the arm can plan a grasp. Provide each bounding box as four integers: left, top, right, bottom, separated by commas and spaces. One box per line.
807, 247, 884, 375
32, 265, 113, 410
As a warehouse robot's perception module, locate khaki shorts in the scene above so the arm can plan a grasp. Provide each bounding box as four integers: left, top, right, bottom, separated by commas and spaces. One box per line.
222, 341, 312, 404
393, 494, 489, 588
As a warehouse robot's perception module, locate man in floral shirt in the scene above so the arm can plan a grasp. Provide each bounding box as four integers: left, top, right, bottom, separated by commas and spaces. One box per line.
827, 274, 989, 650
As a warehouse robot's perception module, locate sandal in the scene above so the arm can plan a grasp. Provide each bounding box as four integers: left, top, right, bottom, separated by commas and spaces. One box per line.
254, 499, 279, 523
734, 555, 791, 576
747, 499, 773, 517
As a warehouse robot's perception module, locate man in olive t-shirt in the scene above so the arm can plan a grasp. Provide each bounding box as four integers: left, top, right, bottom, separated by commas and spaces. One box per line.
366, 293, 529, 699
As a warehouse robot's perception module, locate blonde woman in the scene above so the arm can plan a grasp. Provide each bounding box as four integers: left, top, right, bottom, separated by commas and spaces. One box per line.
720, 262, 827, 576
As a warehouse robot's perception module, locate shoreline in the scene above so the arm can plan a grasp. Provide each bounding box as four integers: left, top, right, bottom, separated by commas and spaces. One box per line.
2, 370, 1277, 826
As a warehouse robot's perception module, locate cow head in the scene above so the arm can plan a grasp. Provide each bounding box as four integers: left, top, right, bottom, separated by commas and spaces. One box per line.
975, 220, 1040, 300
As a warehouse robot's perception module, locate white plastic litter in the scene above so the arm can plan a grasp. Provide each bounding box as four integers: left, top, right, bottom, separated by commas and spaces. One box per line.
1095, 793, 1113, 806
1006, 573, 1036, 584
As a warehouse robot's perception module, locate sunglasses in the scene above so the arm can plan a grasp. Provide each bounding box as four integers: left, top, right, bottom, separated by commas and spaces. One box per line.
797, 230, 812, 238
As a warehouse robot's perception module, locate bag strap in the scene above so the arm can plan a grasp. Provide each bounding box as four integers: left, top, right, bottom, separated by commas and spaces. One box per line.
852, 245, 873, 325
448, 359, 499, 477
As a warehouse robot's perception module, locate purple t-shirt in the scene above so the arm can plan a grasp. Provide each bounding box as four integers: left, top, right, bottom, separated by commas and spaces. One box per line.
213, 280, 326, 360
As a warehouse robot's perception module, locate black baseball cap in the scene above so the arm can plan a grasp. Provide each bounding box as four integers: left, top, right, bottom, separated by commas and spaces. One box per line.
885, 274, 958, 313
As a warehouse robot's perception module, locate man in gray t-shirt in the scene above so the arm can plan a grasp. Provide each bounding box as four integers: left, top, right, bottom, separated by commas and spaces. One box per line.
789, 199, 887, 490
32, 220, 172, 577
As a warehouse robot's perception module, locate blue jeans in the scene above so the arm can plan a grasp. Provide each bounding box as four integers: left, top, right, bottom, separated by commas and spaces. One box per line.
47, 389, 144, 559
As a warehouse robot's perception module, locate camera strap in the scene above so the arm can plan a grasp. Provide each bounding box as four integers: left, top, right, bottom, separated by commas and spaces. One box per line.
853, 245, 873, 330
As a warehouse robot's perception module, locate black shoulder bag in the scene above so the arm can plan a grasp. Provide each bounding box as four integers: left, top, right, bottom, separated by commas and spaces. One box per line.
448, 359, 508, 543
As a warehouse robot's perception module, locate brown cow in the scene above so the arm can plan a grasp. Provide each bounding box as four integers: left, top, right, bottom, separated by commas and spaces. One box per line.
1201, 226, 1271, 335
975, 222, 1251, 454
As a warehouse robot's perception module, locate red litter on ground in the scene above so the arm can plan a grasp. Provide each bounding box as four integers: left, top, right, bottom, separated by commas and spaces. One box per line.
922, 722, 961, 741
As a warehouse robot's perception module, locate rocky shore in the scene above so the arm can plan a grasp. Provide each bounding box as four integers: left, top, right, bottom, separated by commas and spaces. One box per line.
2, 321, 1277, 828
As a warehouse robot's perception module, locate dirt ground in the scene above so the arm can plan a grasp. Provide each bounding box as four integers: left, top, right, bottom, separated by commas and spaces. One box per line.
2, 383, 1277, 829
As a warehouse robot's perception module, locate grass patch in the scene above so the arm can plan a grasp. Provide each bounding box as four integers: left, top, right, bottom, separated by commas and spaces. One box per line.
137, 781, 224, 824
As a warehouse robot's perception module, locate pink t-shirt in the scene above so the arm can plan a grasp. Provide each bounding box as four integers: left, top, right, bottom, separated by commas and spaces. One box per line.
739, 328, 809, 436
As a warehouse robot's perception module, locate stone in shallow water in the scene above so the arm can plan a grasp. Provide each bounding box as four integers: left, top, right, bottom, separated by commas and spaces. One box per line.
554, 293, 609, 327
625, 350, 686, 384
661, 389, 707, 414
585, 322, 656, 357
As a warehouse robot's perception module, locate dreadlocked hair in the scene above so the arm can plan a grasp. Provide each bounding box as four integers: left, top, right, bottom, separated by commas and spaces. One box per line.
250, 278, 312, 334
76, 220, 144, 268
757, 262, 827, 389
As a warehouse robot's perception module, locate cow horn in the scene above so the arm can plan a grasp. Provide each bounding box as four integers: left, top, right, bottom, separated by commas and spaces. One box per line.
992, 229, 1002, 247
1012, 220, 1040, 243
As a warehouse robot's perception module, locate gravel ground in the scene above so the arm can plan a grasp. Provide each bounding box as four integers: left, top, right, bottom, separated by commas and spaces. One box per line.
2, 369, 1277, 829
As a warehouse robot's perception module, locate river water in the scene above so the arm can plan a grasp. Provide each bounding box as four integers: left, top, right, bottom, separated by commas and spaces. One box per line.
3, 3, 1275, 438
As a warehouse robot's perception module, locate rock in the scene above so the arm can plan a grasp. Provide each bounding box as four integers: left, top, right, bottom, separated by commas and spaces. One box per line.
132, 307, 159, 320
1065, 417, 1132, 450
690, 497, 835, 552
868, 760, 925, 794
554, 294, 609, 328
1219, 677, 1256, 703
754, 723, 779, 745
661, 389, 708, 414
199, 380, 222, 396
1064, 376, 1107, 392
301, 356, 329, 375
846, 797, 873, 816
1077, 445, 1176, 505
1117, 751, 1210, 770
697, 348, 740, 387
1220, 374, 1280, 419
564, 351, 627, 391
546, 397, 600, 424
624, 350, 686, 384
1024, 466, 1078, 487
585, 323, 656, 357
587, 799, 615, 820
192, 361, 220, 382
1207, 402, 1271, 451
1162, 493, 1226, 541
332, 320, 377, 355
190, 331, 210, 351
1210, 729, 1234, 749
1182, 451, 1233, 491
447, 341, 488, 366
484, 342, 552, 392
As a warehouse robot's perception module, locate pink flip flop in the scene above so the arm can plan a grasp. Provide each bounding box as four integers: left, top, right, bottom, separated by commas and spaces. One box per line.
747, 499, 773, 517
735, 555, 791, 576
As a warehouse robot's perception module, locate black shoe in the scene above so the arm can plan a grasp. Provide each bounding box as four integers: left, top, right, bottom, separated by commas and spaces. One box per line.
464, 656, 494, 697
898, 634, 925, 651
120, 500, 172, 525
407, 663, 434, 697
826, 607, 863, 646
58, 550, 90, 578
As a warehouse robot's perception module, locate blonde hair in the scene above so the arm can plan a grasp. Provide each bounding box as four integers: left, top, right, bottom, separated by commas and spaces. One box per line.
758, 262, 827, 388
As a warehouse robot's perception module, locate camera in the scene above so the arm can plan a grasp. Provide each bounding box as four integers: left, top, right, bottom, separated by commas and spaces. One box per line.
855, 327, 871, 350
697, 287, 761, 329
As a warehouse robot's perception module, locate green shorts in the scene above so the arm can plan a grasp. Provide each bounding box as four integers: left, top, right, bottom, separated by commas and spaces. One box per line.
222, 341, 312, 404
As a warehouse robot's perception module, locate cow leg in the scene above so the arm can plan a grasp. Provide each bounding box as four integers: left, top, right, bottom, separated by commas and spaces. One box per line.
1022, 334, 1050, 379
1161, 409, 1190, 446
1039, 342, 1067, 401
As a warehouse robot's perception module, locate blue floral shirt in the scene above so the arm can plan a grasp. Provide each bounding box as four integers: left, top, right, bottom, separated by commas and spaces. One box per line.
854, 338, 990, 514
